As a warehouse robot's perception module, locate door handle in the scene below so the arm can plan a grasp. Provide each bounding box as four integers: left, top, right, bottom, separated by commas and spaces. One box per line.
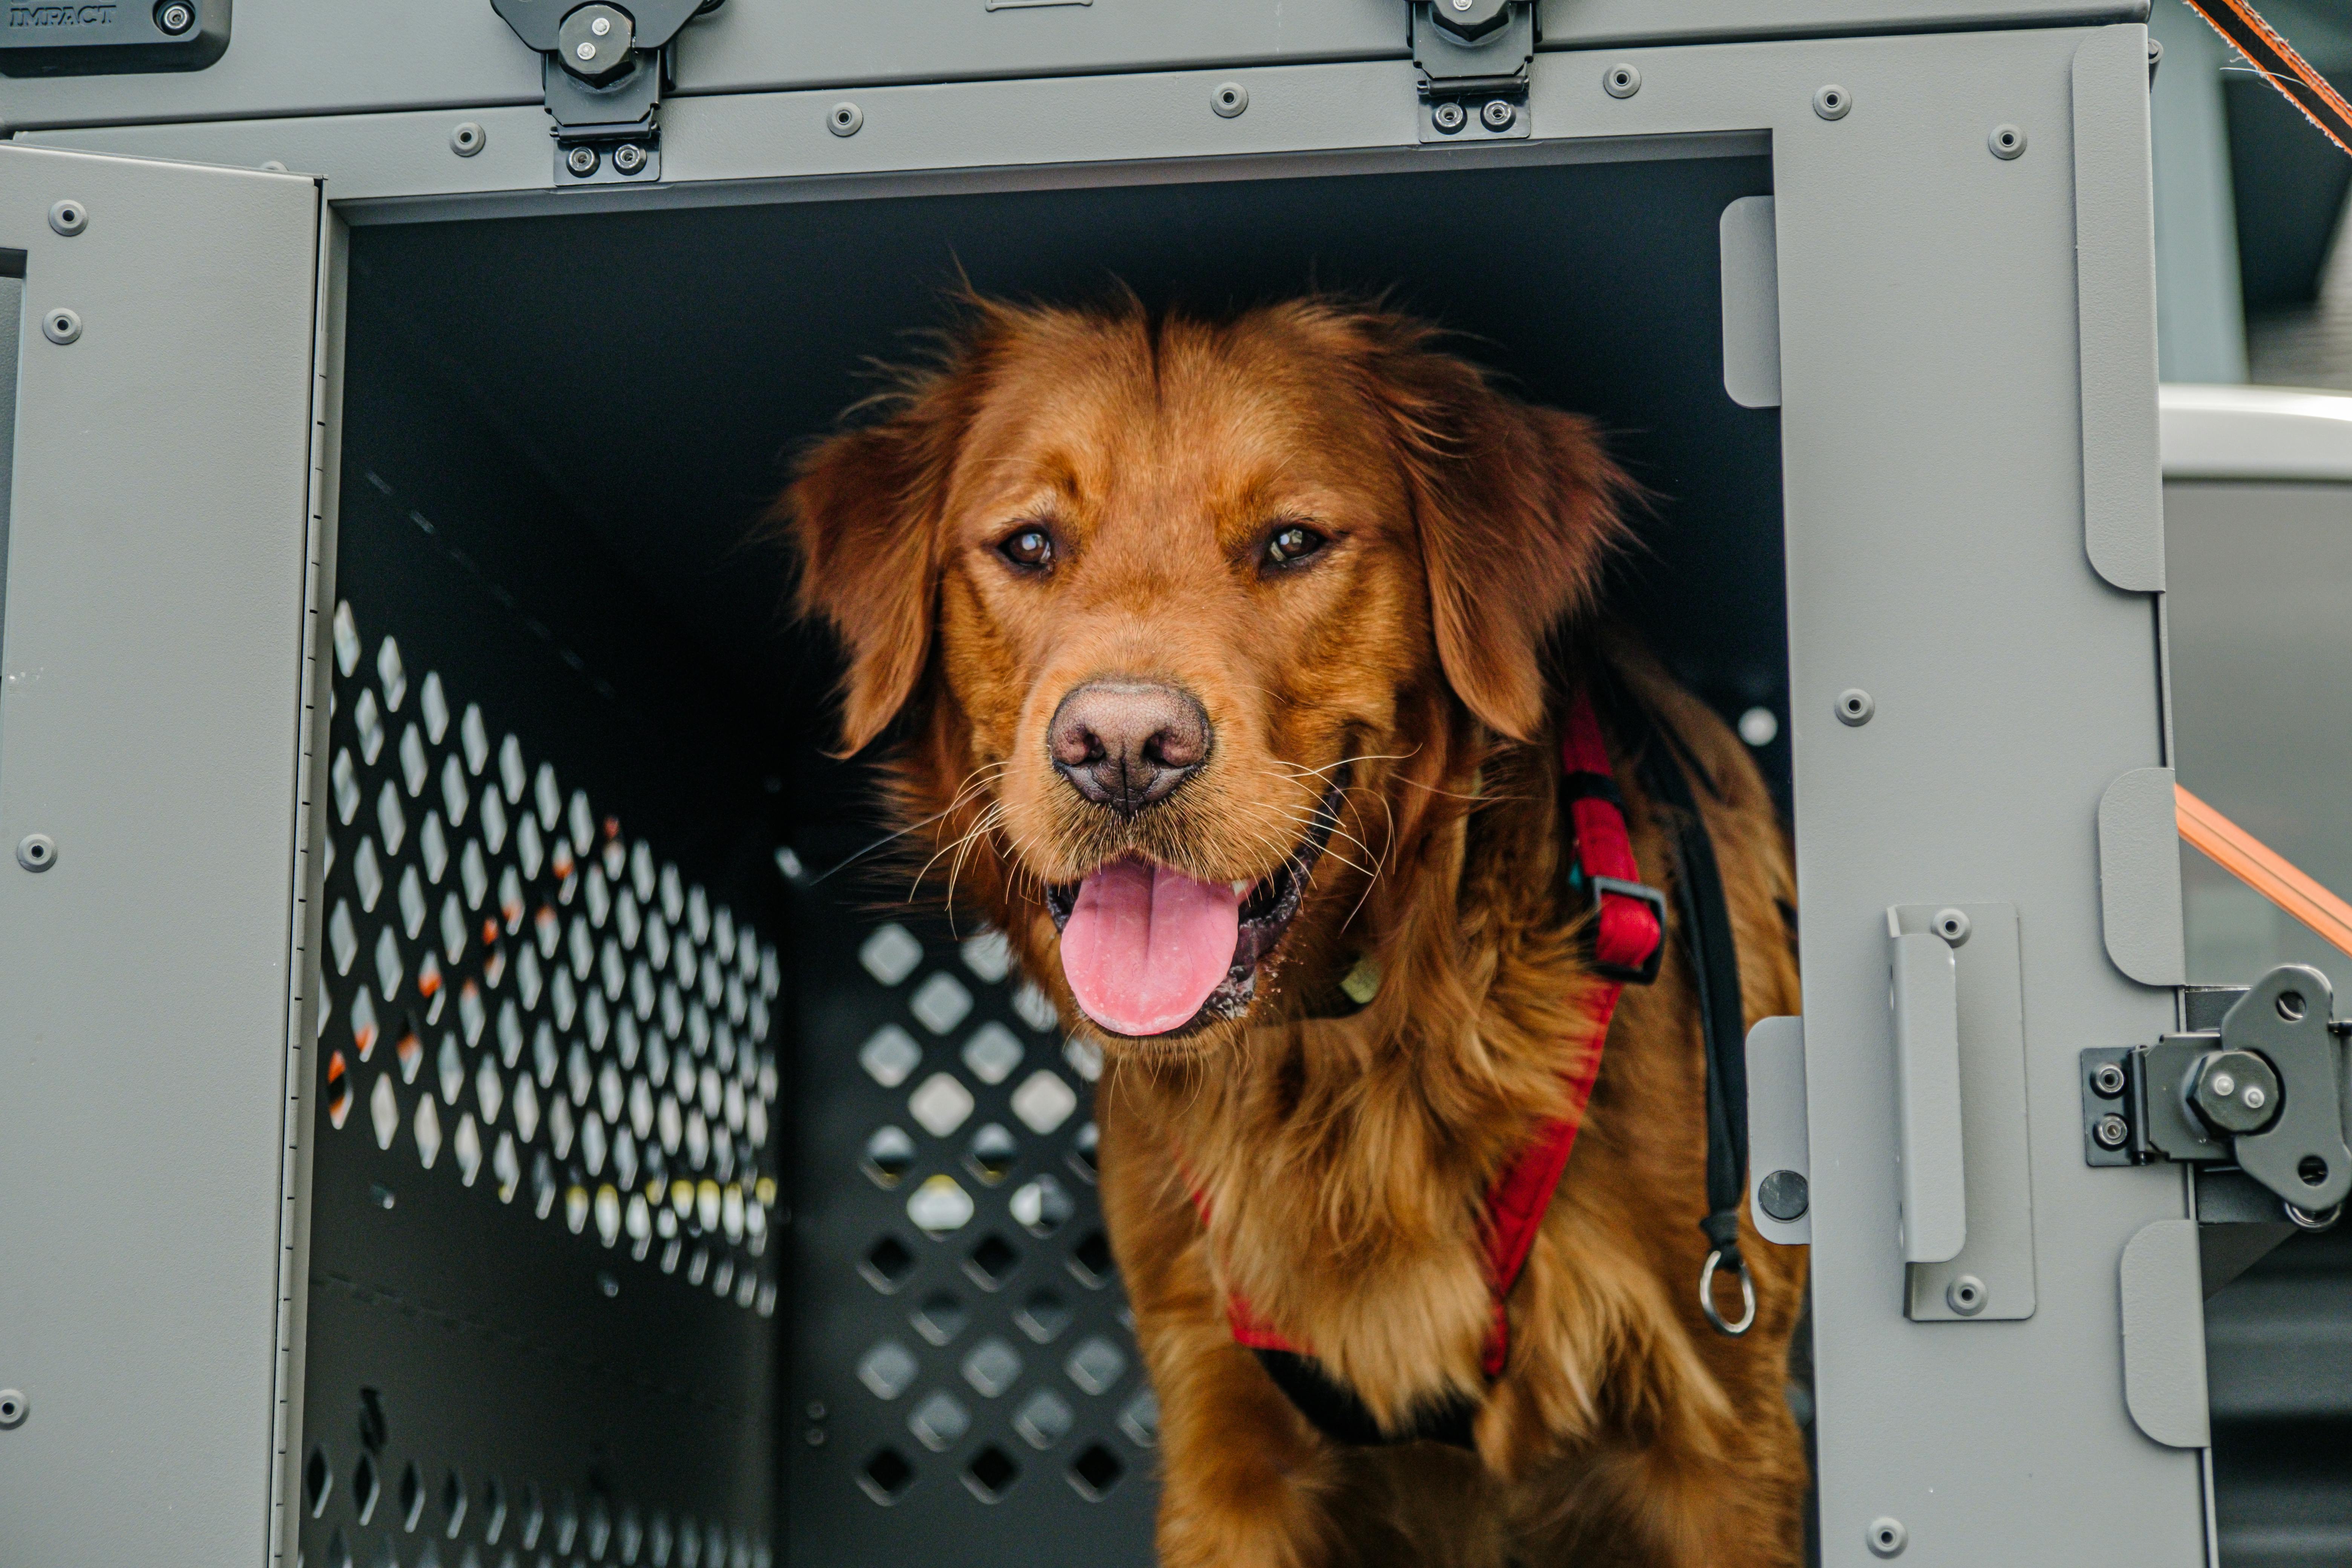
1890, 925, 1968, 1263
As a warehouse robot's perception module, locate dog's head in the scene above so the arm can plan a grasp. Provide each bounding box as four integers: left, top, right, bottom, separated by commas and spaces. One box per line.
789, 297, 1626, 1051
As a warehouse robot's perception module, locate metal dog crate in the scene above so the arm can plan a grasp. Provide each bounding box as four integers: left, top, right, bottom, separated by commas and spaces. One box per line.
2, 5, 2331, 1565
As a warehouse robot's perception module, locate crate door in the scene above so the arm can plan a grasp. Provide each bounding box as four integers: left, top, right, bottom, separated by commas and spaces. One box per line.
0, 144, 326, 1563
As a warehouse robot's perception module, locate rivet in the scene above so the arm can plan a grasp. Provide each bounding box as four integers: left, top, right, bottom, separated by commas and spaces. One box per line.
828, 101, 864, 137
1480, 98, 1517, 131
154, 0, 194, 34
612, 143, 646, 175
1814, 84, 1852, 121
1431, 100, 1467, 134
1945, 1274, 1987, 1316
1988, 123, 2026, 160
1603, 63, 1641, 99
0, 1389, 26, 1429
449, 121, 485, 158
42, 308, 81, 346
1211, 81, 1248, 118
47, 199, 87, 237
1835, 688, 1874, 726
2094, 1112, 2130, 1150
565, 145, 600, 178
17, 834, 57, 872
2091, 1061, 2127, 1098
1932, 908, 1970, 946
1867, 1516, 1908, 1557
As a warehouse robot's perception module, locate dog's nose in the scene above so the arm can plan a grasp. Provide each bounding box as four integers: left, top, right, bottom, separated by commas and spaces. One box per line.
1049, 681, 1211, 816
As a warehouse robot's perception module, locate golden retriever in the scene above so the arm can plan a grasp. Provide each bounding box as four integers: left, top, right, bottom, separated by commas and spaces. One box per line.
787, 295, 1806, 1566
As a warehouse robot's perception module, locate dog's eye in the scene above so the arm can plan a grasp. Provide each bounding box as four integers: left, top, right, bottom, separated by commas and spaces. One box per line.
998, 527, 1054, 571
1264, 525, 1328, 568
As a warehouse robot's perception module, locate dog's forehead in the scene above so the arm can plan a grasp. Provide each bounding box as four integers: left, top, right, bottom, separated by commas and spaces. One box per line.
956, 315, 1390, 518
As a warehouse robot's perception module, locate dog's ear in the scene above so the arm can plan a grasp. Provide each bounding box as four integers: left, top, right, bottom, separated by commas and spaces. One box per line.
1348, 315, 1630, 743
785, 373, 978, 755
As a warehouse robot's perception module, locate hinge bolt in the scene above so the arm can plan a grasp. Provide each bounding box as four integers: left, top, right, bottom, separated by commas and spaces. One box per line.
1431, 101, 1467, 135
2090, 1061, 2127, 1098
565, 145, 600, 178
2093, 1113, 2130, 1150
1480, 99, 1517, 131
612, 144, 646, 175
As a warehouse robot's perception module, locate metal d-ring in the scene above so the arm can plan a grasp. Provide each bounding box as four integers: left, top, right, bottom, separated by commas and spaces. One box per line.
2287, 1199, 2344, 1232
1700, 1248, 1756, 1336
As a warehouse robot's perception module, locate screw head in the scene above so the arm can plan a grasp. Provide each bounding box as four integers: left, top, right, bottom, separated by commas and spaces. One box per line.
1988, 123, 2026, 160
1945, 1274, 1987, 1316
1932, 908, 1971, 946
1604, 63, 1642, 99
154, 0, 194, 34
1480, 98, 1517, 131
2091, 1061, 2128, 1098
612, 143, 646, 174
1431, 100, 1468, 134
1867, 1516, 1907, 1557
1211, 81, 1249, 118
41, 308, 81, 346
565, 145, 600, 177
1815, 83, 1852, 121
17, 834, 57, 873
1758, 1168, 1810, 1222
47, 199, 87, 237
828, 102, 864, 137
2094, 1112, 2130, 1150
0, 1389, 25, 1429
1836, 688, 1874, 726
449, 121, 485, 157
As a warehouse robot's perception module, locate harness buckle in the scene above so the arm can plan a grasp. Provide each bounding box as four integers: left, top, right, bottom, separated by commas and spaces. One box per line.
1587, 875, 1668, 985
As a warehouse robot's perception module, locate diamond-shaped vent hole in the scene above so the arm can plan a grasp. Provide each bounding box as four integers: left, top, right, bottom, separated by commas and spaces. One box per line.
352, 1452, 381, 1526
912, 1291, 968, 1347
1068, 1442, 1125, 1501
862, 1125, 917, 1188
908, 1073, 975, 1138
857, 1340, 920, 1401
1066, 1335, 1127, 1396
861, 1236, 918, 1294
859, 1449, 915, 1507
962, 1336, 1023, 1399
963, 1445, 1020, 1503
859, 925, 923, 987
1067, 1229, 1115, 1289
858, 1025, 922, 1089
960, 929, 1011, 983
1119, 1389, 1161, 1448
398, 1459, 425, 1531
1012, 982, 1058, 1031
964, 1123, 1020, 1186
439, 1468, 467, 1537
304, 1443, 332, 1517
1015, 1290, 1072, 1344
1068, 1121, 1100, 1184
908, 1174, 975, 1235
960, 1023, 1024, 1086
907, 1389, 971, 1452
1013, 1387, 1074, 1450
908, 972, 974, 1035
964, 1233, 1020, 1291
1011, 1173, 1074, 1239
1009, 1070, 1076, 1135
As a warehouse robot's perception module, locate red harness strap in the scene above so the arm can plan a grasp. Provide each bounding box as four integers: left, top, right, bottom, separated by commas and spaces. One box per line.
1201, 692, 1666, 1381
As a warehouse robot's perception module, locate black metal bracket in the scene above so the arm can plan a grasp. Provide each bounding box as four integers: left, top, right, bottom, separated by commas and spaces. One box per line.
1409, 0, 1536, 143
2080, 965, 2351, 1233
488, 0, 722, 185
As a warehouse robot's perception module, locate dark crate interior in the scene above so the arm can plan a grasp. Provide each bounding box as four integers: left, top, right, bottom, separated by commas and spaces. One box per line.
311, 146, 1799, 1568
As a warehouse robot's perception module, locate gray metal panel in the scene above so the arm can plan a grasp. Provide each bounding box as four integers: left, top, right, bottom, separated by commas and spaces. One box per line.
0, 144, 322, 1564
1721, 193, 1783, 409
2121, 1219, 2211, 1448
0, 0, 2147, 133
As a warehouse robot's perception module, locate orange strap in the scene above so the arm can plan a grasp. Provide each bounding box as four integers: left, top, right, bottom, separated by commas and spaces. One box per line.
2176, 784, 2352, 959
2181, 0, 2352, 158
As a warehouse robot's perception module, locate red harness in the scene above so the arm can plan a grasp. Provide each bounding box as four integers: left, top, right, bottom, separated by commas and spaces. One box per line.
1193, 692, 1666, 1383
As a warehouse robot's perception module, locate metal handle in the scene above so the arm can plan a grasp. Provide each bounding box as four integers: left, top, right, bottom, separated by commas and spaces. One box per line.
1891, 929, 1968, 1263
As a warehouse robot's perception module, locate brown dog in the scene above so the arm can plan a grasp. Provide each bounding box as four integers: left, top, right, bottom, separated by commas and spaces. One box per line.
787, 296, 1806, 1566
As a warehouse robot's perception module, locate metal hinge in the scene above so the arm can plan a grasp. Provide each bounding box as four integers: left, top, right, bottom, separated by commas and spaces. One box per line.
1410, 0, 1536, 143
490, 0, 724, 185
2082, 965, 2351, 1247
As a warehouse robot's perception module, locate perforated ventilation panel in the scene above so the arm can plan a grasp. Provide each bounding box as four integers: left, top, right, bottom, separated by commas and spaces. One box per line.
304, 455, 781, 1568
783, 890, 1156, 1564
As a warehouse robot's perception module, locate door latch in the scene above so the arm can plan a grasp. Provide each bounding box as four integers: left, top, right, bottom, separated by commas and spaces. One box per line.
490, 0, 724, 184
1410, 0, 1536, 142
2083, 964, 2352, 1230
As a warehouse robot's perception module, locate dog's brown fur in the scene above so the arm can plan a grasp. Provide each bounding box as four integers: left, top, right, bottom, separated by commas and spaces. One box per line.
787, 296, 1807, 1566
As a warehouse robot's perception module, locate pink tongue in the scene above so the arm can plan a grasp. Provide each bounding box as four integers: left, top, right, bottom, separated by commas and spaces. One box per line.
1060, 858, 1242, 1037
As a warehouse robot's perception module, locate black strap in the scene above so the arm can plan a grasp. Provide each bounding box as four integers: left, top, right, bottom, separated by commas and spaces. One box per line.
1253, 1349, 1479, 1450
1623, 703, 1753, 1336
